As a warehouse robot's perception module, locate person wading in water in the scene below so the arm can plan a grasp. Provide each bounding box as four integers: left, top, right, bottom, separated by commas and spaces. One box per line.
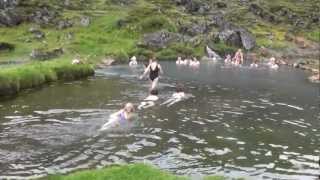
140, 56, 163, 90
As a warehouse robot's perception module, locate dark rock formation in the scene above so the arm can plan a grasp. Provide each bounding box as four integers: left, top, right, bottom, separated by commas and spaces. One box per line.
217, 22, 256, 50
30, 48, 63, 61
56, 19, 73, 29
0, 9, 23, 26
0, 42, 14, 51
141, 30, 182, 49
215, 2, 227, 8
0, 0, 19, 9
29, 7, 58, 26
172, 0, 210, 14
249, 3, 280, 23
179, 22, 208, 36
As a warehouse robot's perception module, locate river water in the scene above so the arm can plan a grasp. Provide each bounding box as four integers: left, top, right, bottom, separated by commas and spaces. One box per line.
0, 61, 319, 179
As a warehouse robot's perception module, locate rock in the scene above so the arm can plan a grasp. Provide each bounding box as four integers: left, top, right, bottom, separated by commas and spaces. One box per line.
116, 19, 129, 28
0, 0, 19, 9
141, 30, 182, 49
179, 22, 208, 36
29, 27, 45, 39
56, 19, 73, 29
215, 2, 227, 8
249, 3, 280, 23
172, 0, 210, 14
208, 13, 225, 27
0, 42, 14, 51
30, 48, 63, 61
0, 9, 23, 26
30, 7, 57, 26
80, 16, 90, 27
218, 22, 256, 50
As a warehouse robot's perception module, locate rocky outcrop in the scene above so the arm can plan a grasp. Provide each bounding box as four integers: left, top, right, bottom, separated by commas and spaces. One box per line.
29, 7, 58, 26
0, 9, 23, 26
217, 22, 256, 50
249, 4, 280, 23
0, 0, 19, 9
172, 0, 210, 14
0, 42, 14, 51
56, 19, 73, 29
179, 22, 208, 36
30, 48, 63, 61
141, 30, 182, 49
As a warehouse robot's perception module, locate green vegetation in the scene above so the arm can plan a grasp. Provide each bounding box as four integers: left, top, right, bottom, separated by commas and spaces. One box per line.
45, 164, 233, 180
46, 164, 187, 180
0, 58, 94, 96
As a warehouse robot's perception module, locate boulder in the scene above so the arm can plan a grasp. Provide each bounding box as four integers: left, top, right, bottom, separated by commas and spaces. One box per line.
0, 9, 23, 26
0, 42, 14, 51
29, 7, 57, 26
29, 27, 45, 39
179, 22, 208, 36
172, 0, 210, 14
80, 16, 90, 27
30, 48, 63, 61
141, 30, 182, 49
249, 3, 280, 23
218, 22, 256, 50
0, 0, 19, 9
56, 19, 73, 29
215, 2, 227, 8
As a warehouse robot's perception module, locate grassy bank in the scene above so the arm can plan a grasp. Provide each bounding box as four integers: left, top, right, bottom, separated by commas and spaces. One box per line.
0, 58, 94, 96
46, 164, 228, 180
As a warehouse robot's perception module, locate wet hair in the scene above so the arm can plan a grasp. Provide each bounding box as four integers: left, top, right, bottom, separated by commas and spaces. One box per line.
150, 89, 158, 95
176, 83, 184, 93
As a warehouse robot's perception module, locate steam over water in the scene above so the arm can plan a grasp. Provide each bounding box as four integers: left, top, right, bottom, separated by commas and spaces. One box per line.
0, 61, 319, 179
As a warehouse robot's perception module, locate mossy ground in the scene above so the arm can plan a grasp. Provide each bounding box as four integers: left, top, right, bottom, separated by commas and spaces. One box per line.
45, 164, 232, 180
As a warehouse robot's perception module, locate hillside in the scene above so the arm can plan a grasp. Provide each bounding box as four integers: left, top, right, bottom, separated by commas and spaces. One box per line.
0, 0, 319, 95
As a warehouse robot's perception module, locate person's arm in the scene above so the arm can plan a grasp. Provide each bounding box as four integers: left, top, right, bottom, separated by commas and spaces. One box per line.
240, 53, 244, 64
158, 64, 164, 74
140, 64, 150, 79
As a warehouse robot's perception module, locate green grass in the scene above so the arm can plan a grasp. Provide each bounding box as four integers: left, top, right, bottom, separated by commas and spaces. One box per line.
45, 164, 232, 180
46, 164, 187, 180
0, 58, 94, 96
305, 29, 320, 42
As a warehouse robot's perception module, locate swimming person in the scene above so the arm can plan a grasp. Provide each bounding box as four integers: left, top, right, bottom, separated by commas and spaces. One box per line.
139, 57, 163, 90
129, 56, 138, 67
190, 57, 200, 67
250, 59, 259, 68
176, 56, 183, 65
268, 57, 279, 69
161, 84, 192, 107
138, 89, 159, 110
232, 49, 244, 65
224, 54, 232, 63
100, 103, 135, 131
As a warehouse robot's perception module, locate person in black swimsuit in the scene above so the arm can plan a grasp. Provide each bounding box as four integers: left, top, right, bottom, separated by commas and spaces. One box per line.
140, 57, 163, 90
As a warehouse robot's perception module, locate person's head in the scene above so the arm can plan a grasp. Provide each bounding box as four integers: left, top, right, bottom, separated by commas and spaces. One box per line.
124, 103, 135, 113
176, 83, 184, 93
150, 88, 159, 95
270, 57, 276, 62
238, 49, 242, 53
177, 56, 182, 61
131, 56, 137, 61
